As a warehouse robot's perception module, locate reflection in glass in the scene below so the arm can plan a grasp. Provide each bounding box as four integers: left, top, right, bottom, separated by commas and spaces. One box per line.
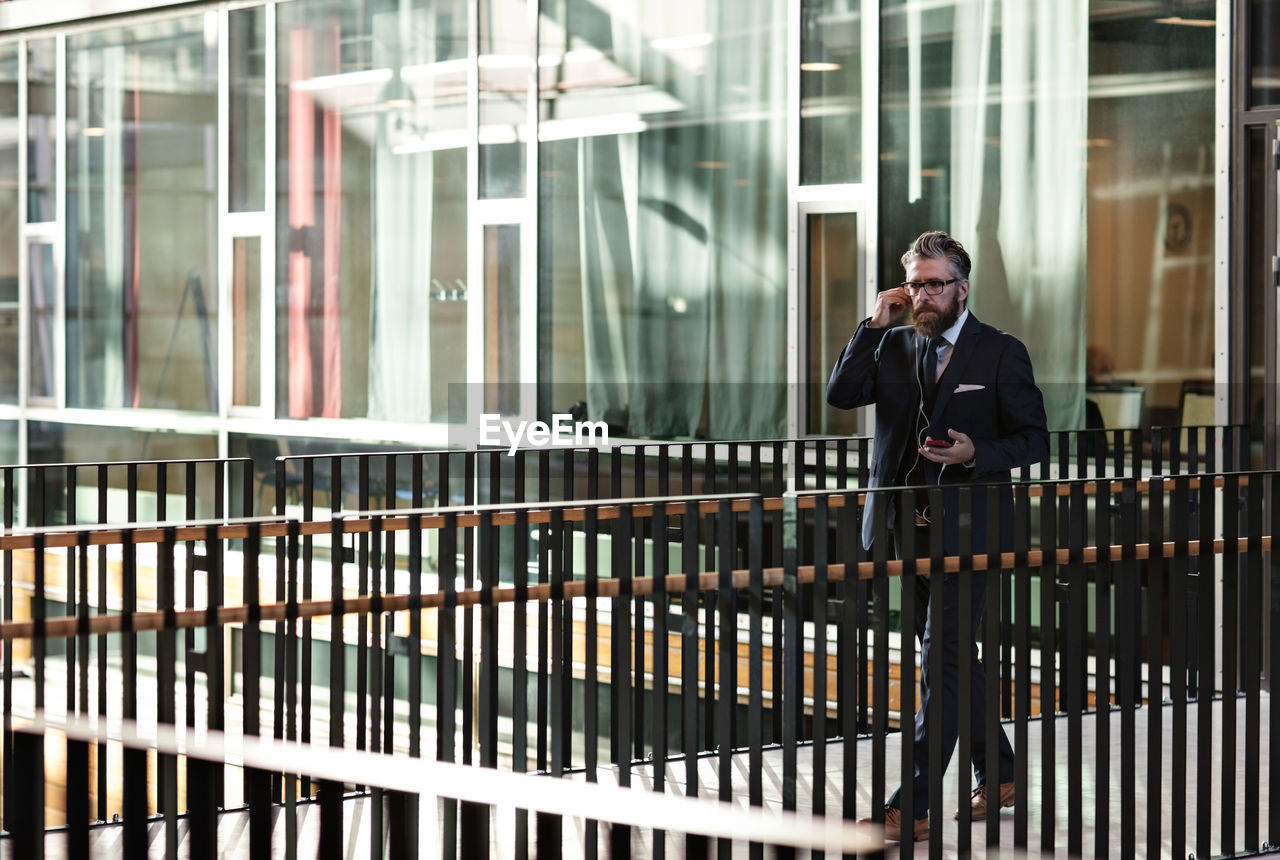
26, 39, 55, 223
27, 422, 219, 525
28, 242, 55, 402
807, 213, 860, 435
538, 0, 787, 438
1250, 0, 1280, 108
1246, 127, 1268, 466
230, 7, 267, 212
232, 237, 262, 407
480, 0, 528, 198
276, 0, 468, 422
65, 18, 219, 412
484, 225, 520, 414
880, 2, 1215, 430
801, 0, 862, 185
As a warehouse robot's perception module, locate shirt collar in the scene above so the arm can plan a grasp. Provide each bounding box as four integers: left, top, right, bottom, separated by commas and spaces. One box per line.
937, 308, 969, 347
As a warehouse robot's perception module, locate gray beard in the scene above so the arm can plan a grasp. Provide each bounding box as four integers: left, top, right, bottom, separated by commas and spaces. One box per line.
912, 297, 962, 339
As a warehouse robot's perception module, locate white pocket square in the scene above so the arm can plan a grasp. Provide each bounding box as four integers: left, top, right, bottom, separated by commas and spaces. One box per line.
954, 383, 985, 393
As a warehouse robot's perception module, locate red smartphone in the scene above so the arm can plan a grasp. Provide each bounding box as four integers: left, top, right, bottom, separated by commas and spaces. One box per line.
924, 439, 954, 448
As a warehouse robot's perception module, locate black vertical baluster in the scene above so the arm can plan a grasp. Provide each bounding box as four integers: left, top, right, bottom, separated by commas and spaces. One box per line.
584, 502, 599, 859
543, 506, 567, 853
158, 527, 179, 859
1269, 472, 1280, 849
65, 468, 77, 714
632, 447, 648, 764
121, 527, 146, 857
300, 459, 315, 799
187, 756, 217, 860
777, 492, 799, 860
1067, 482, 1086, 856
1038, 485, 1057, 855
984, 485, 1002, 850
870, 492, 889, 817
205, 521, 225, 809
897, 493, 917, 841
11, 728, 44, 858
682, 499, 701, 856
330, 515, 346, 753
771, 442, 785, 745
33, 530, 46, 714
1170, 476, 1190, 860
1222, 474, 1240, 857
371, 517, 385, 760
244, 524, 271, 860
1146, 479, 1165, 858
66, 733, 90, 860
284, 519, 300, 860
702, 462, 716, 754
318, 775, 342, 860
438, 512, 459, 856
2, 467, 13, 834
1117, 479, 1138, 858
76, 529, 91, 720
559, 466, 575, 780
1014, 484, 1030, 849
956, 488, 974, 859
1093, 478, 1112, 859
809, 496, 827, 860
537, 450, 550, 773
652, 500, 669, 860
926, 486, 945, 860
409, 513, 424, 763
838, 490, 860, 831
717, 497, 736, 860
1245, 472, 1264, 850
513, 506, 530, 860
611, 499, 633, 860
183, 463, 197, 734
748, 496, 765, 860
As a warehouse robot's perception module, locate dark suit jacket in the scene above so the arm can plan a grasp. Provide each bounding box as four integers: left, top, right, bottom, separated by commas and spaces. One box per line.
826, 311, 1049, 552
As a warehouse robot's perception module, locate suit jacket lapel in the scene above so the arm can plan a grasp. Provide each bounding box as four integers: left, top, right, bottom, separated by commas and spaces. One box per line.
929, 312, 981, 420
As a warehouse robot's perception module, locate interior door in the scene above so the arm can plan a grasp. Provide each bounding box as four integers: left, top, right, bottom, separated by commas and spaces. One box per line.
801, 205, 866, 436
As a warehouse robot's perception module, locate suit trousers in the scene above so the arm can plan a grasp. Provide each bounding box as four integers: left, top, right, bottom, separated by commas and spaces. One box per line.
887, 525, 1016, 816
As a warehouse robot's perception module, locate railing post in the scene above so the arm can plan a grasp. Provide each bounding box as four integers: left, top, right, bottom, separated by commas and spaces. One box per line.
780, 492, 799, 836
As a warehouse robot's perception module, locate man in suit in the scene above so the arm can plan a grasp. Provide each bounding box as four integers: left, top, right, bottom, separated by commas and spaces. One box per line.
826, 230, 1049, 841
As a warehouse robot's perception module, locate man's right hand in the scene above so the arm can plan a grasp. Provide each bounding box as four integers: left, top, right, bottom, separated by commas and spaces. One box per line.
867, 287, 911, 328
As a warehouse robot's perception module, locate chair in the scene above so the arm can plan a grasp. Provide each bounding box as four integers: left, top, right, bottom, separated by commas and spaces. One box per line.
1085, 386, 1146, 430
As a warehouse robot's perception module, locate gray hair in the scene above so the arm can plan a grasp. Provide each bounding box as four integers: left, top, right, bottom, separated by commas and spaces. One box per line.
900, 230, 972, 283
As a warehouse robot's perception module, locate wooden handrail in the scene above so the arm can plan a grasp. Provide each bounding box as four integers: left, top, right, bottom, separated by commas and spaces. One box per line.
0, 474, 1249, 551
2, 532, 1267, 642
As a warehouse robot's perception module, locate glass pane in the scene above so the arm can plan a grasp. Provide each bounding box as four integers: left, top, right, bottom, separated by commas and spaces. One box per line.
230, 6, 267, 212
28, 241, 54, 402
276, 0, 468, 422
484, 224, 519, 414
480, 0, 528, 198
879, 1, 1215, 431
27, 422, 218, 524
66, 17, 219, 412
26, 38, 55, 223
1249, 0, 1280, 108
232, 236, 261, 407
1245, 126, 1268, 467
538, 0, 788, 438
801, 0, 862, 185
807, 213, 860, 434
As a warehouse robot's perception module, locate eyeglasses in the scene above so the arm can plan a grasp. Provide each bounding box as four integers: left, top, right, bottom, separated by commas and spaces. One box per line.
899, 278, 958, 297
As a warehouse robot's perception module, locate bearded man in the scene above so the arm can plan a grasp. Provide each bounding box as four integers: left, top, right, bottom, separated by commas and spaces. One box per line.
826, 230, 1049, 842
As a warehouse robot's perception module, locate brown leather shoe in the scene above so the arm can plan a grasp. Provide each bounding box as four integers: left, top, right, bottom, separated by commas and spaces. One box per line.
864, 805, 928, 842
958, 780, 1016, 820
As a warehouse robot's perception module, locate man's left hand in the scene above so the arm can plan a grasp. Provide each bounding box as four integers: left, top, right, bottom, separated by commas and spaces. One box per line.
919, 429, 976, 466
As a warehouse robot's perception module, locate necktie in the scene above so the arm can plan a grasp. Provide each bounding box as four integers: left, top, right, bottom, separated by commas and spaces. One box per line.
923, 338, 938, 404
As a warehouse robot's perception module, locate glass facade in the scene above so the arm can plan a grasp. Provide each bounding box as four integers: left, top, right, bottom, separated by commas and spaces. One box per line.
0, 0, 1257, 464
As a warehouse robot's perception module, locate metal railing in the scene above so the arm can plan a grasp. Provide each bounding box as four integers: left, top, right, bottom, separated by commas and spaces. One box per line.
0, 460, 1273, 857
